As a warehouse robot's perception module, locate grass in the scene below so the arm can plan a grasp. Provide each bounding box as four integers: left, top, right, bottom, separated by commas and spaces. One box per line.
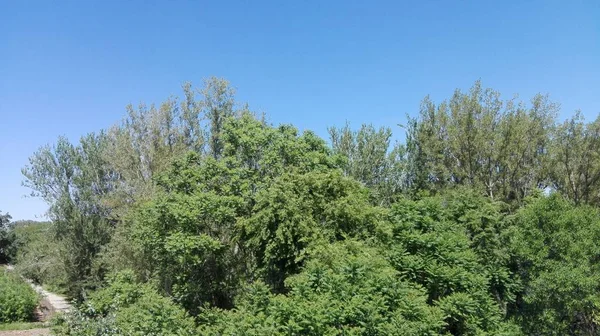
0, 321, 48, 331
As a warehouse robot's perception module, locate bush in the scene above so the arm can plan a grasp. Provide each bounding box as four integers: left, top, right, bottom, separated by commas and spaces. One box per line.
0, 270, 39, 322
51, 308, 119, 336
197, 241, 446, 335
53, 270, 196, 336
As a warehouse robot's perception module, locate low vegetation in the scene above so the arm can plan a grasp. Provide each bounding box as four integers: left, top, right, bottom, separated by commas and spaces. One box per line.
0, 270, 38, 323
52, 270, 195, 335
0, 321, 47, 331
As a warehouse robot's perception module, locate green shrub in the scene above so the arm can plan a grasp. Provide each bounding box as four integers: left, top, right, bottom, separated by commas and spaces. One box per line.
51, 308, 119, 336
53, 270, 195, 336
0, 271, 39, 322
197, 241, 446, 335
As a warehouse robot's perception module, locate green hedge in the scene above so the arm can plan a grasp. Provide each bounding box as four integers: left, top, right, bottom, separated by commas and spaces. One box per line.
0, 270, 38, 322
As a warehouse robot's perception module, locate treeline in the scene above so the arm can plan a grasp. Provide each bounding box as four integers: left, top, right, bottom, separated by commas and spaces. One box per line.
9, 79, 600, 335
331, 81, 600, 205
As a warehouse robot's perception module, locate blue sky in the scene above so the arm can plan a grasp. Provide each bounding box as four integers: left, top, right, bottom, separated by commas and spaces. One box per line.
1, 0, 599, 220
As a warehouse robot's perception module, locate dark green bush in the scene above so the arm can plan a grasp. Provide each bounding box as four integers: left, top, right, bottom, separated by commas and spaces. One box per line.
198, 241, 446, 335
0, 270, 39, 322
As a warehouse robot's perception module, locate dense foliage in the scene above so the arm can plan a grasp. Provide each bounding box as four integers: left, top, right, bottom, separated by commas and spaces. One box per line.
0, 211, 13, 263
197, 241, 446, 335
509, 194, 600, 335
10, 221, 65, 293
11, 79, 600, 335
0, 270, 38, 323
53, 270, 196, 335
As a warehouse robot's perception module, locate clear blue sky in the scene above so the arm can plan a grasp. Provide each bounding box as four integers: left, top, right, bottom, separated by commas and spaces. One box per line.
1, 0, 599, 220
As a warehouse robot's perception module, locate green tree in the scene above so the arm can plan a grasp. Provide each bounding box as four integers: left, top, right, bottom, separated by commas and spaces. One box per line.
405, 81, 556, 202
101, 78, 238, 216
0, 210, 13, 263
11, 221, 66, 292
509, 194, 600, 335
102, 98, 189, 214
198, 241, 446, 336
127, 112, 377, 313
549, 113, 600, 205
22, 134, 114, 297
0, 271, 39, 323
53, 270, 196, 336
329, 123, 406, 205
201, 77, 235, 159
22, 78, 242, 297
239, 170, 379, 291
380, 192, 520, 335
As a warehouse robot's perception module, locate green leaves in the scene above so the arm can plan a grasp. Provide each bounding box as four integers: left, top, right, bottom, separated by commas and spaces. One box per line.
405, 81, 556, 202
55, 270, 196, 336
129, 113, 377, 310
548, 113, 600, 206
19, 79, 600, 335
509, 194, 600, 334
0, 211, 13, 263
21, 134, 115, 297
329, 123, 406, 205
383, 193, 520, 334
0, 271, 38, 323
238, 170, 378, 290
164, 233, 223, 266
198, 241, 446, 336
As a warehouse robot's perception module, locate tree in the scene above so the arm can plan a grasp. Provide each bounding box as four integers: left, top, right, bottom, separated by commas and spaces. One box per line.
126, 112, 378, 313
101, 78, 238, 216
20, 78, 600, 335
239, 170, 379, 291
0, 210, 13, 263
103, 99, 189, 213
22, 134, 114, 297
201, 77, 235, 159
381, 192, 520, 334
509, 194, 600, 335
198, 241, 447, 336
329, 123, 407, 205
53, 270, 196, 336
549, 113, 600, 205
405, 81, 556, 202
